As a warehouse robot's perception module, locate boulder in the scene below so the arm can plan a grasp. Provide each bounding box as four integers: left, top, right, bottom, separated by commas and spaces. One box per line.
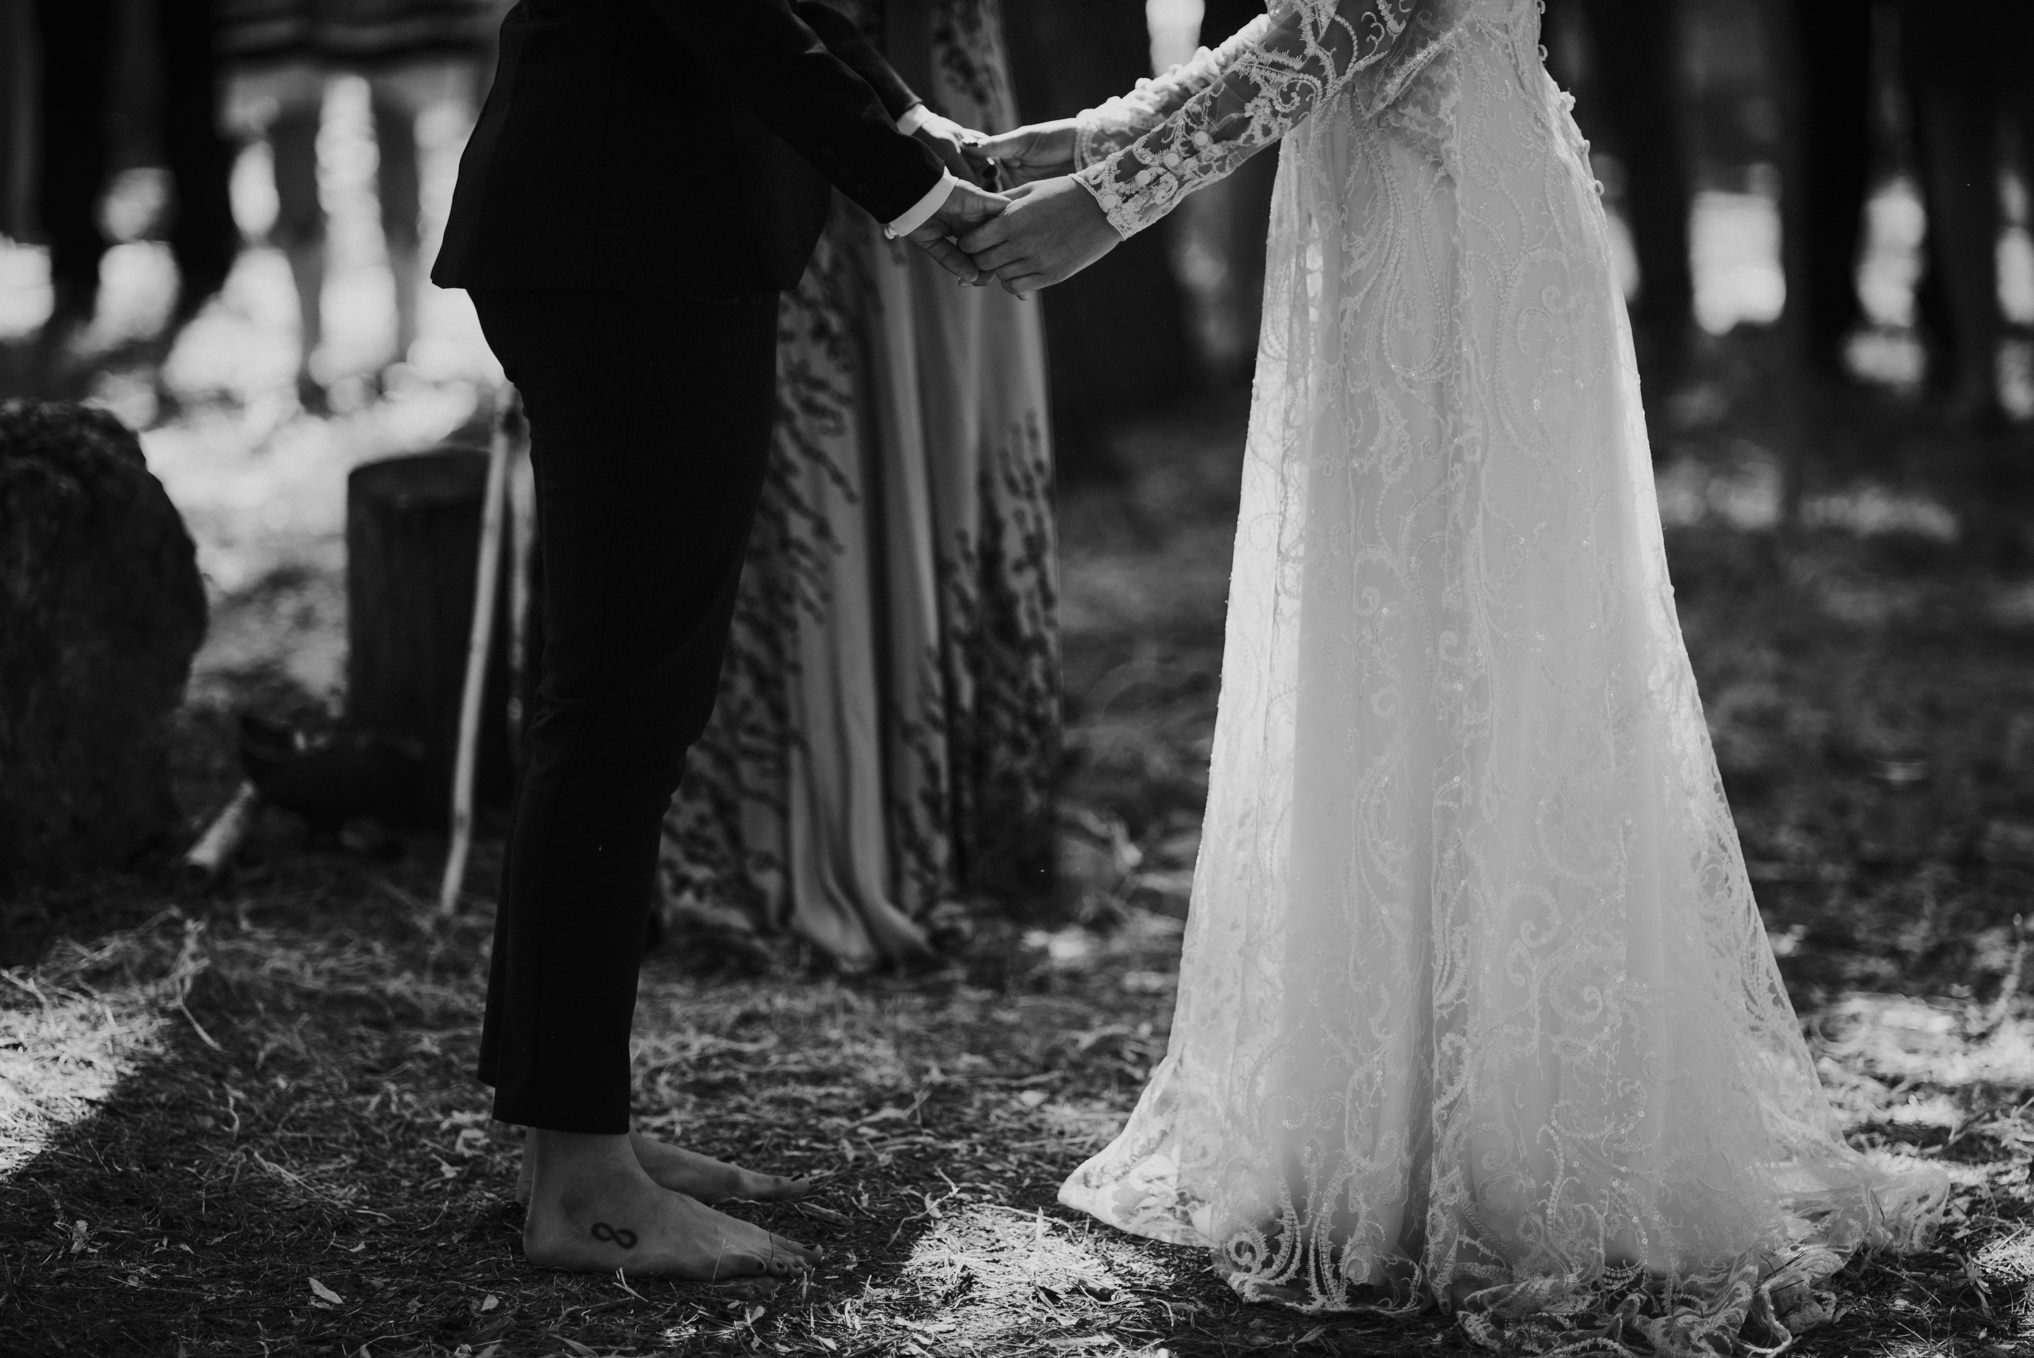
0, 401, 206, 892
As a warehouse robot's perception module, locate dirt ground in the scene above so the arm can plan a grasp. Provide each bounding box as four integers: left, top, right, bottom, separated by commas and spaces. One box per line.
5, 74, 2034, 1355
4, 315, 2034, 1356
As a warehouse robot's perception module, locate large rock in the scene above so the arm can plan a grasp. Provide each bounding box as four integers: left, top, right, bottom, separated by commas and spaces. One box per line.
0, 401, 206, 892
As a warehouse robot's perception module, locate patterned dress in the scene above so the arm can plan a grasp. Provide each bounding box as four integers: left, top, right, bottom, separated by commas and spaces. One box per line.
657, 0, 1059, 970
1053, 2, 1945, 1350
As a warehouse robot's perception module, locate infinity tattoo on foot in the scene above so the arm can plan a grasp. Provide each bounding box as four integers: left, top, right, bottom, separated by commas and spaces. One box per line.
590, 1221, 638, 1249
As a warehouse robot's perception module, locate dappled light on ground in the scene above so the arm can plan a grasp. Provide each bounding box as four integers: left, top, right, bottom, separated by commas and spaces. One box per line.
1656, 453, 1963, 541
887, 1204, 1176, 1353
148, 383, 486, 592
0, 927, 176, 1177
7, 346, 2033, 1349
1824, 995, 2034, 1092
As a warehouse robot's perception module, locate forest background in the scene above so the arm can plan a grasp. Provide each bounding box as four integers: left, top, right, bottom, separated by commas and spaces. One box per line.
1, 1, 2032, 1354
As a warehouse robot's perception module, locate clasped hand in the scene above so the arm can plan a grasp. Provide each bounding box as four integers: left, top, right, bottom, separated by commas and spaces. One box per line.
900, 116, 1122, 297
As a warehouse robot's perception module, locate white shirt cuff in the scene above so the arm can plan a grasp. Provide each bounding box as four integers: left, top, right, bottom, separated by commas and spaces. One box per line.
896, 103, 934, 136
884, 169, 959, 239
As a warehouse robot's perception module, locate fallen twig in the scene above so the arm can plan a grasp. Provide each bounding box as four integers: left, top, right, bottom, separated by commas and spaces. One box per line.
182, 782, 263, 885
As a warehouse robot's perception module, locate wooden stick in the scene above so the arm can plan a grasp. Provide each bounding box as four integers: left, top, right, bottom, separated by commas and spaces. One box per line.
438, 389, 518, 916
182, 781, 262, 885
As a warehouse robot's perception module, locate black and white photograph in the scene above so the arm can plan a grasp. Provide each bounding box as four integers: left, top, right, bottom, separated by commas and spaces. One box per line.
1, 1, 2031, 1354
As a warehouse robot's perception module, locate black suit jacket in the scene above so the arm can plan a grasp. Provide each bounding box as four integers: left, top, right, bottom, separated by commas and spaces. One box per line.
432, 0, 946, 301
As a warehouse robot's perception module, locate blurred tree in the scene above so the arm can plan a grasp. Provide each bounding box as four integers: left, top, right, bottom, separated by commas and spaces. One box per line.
1772, 0, 1950, 393
0, 0, 30, 243
24, 0, 235, 367
1005, 0, 1197, 481
1545, 0, 1697, 393
1891, 0, 2034, 425
1777, 0, 1875, 381
1774, 0, 2031, 427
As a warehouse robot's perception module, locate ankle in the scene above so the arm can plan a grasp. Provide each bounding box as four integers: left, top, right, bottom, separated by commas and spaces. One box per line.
528, 1129, 638, 1193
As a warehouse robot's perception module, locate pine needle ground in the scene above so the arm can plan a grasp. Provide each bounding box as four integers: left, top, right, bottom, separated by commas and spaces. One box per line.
4, 334, 2034, 1357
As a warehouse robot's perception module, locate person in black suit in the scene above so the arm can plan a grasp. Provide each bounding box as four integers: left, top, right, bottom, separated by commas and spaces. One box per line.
431, 0, 1004, 1279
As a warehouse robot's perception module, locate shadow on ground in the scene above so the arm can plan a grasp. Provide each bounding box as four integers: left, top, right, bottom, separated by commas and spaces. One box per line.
4, 326, 2034, 1356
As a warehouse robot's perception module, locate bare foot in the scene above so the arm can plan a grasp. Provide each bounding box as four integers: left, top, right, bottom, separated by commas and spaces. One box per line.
521, 1130, 820, 1280
514, 1130, 811, 1206
630, 1132, 812, 1202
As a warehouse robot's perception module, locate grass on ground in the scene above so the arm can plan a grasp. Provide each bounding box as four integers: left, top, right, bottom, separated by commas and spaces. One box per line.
4, 329, 2034, 1356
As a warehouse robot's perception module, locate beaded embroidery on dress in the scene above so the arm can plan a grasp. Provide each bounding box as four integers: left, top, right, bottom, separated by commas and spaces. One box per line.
1054, 2, 1947, 1352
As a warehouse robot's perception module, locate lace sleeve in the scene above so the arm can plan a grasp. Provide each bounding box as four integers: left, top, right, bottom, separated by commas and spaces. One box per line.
1074, 0, 1473, 238
1074, 16, 1275, 169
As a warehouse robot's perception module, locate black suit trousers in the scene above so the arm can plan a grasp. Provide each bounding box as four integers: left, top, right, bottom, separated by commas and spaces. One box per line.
470, 288, 779, 1132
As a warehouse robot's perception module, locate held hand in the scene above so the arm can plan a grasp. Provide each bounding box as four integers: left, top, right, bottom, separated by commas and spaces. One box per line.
910, 107, 990, 188
955, 176, 1120, 298
904, 179, 1009, 284
964, 118, 1079, 187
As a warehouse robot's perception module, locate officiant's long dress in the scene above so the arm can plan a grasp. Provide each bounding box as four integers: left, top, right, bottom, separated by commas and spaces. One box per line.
1054, 3, 1946, 1352
656, 0, 1058, 969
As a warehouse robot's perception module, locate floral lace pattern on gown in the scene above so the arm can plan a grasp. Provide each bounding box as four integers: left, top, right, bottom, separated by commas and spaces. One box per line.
1055, 1, 1946, 1352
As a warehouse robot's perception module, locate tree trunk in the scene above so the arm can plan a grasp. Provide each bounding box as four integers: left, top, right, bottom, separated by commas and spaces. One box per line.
1774, 0, 1873, 377
0, 0, 33, 242
345, 448, 514, 825
1004, 0, 1198, 482
1547, 0, 1696, 387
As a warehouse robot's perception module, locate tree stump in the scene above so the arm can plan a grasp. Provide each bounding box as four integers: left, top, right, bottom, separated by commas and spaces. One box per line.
345, 448, 513, 826
0, 400, 207, 893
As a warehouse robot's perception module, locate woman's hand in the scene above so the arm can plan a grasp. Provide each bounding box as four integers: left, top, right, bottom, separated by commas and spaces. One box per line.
964, 118, 1080, 187
957, 177, 1120, 298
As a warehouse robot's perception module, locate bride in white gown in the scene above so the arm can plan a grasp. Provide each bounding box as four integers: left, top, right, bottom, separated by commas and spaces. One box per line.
968, 0, 1947, 1350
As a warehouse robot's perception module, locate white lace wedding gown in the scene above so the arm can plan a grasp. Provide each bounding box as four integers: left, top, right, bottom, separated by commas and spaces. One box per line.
1054, 2, 1946, 1351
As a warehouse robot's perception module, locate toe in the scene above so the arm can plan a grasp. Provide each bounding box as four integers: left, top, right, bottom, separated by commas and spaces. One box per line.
771, 1232, 822, 1265
736, 1236, 813, 1281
